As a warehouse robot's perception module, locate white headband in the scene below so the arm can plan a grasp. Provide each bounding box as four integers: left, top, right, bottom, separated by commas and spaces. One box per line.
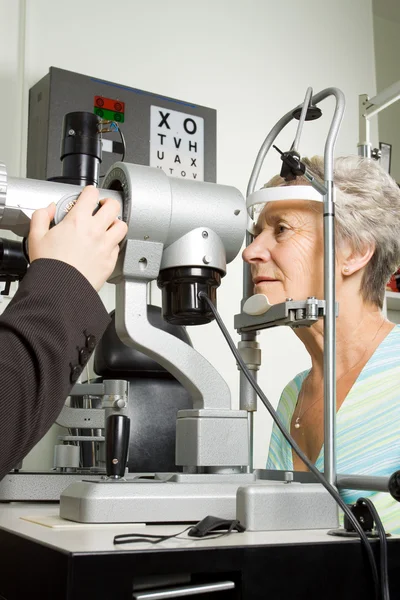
246, 185, 325, 234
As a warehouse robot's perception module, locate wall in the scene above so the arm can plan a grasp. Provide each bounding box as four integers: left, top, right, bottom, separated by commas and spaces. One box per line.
0, 2, 23, 308
373, 1, 400, 326
373, 12, 400, 183
0, 0, 377, 470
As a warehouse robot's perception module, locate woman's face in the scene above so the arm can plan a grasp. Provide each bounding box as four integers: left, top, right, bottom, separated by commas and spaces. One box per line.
242, 199, 325, 304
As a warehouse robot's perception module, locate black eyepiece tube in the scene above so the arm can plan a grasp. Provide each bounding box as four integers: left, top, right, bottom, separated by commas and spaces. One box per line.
0, 238, 29, 278
49, 112, 102, 186
157, 267, 222, 326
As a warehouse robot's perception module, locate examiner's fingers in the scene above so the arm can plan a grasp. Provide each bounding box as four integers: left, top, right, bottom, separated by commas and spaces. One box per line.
29, 203, 56, 244
105, 218, 128, 246
66, 186, 100, 218
95, 197, 122, 230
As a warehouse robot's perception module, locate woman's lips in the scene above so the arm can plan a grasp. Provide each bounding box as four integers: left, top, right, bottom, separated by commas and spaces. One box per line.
253, 277, 279, 284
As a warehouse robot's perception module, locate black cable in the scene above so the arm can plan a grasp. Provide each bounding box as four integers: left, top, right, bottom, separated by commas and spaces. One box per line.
113, 525, 242, 546
198, 292, 381, 600
359, 498, 390, 600
99, 122, 126, 179
114, 526, 192, 545
115, 124, 126, 162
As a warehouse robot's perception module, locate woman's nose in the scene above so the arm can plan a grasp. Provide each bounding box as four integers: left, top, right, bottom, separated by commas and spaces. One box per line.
242, 235, 271, 263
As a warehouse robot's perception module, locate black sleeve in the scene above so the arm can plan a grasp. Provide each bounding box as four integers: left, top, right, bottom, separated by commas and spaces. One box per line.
0, 258, 111, 481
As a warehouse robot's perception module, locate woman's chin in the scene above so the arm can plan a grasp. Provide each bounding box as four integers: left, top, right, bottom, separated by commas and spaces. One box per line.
253, 284, 286, 305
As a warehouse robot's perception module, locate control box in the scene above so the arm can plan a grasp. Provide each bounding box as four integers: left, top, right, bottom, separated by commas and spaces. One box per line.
27, 67, 217, 183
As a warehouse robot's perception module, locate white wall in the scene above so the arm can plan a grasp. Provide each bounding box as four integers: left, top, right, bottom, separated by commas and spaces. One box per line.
373, 13, 400, 183
1, 0, 377, 469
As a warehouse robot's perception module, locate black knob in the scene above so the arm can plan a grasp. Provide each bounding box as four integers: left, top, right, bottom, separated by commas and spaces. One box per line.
292, 104, 322, 121
106, 414, 130, 478
70, 365, 81, 384
389, 470, 400, 502
343, 501, 374, 532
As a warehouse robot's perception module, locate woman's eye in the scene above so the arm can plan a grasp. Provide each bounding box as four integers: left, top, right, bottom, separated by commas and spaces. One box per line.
276, 224, 288, 235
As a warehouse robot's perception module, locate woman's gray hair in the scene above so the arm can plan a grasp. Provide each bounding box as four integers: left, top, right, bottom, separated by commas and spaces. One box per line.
265, 155, 400, 308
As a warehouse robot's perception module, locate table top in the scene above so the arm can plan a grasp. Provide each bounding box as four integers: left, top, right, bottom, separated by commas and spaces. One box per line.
1, 502, 391, 556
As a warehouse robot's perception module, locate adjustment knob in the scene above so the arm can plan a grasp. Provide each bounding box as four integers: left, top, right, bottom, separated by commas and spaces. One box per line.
389, 470, 400, 502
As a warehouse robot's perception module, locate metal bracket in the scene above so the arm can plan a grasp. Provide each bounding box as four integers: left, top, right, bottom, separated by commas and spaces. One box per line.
234, 298, 337, 333
56, 406, 105, 429
56, 380, 129, 429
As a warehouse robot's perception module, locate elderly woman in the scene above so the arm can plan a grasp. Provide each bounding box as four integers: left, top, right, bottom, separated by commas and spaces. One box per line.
243, 155, 400, 531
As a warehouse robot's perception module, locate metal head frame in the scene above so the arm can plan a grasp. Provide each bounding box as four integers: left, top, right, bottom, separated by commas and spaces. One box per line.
241, 87, 346, 485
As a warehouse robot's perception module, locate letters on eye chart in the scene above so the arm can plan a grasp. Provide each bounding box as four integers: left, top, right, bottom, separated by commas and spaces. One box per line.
150, 106, 204, 181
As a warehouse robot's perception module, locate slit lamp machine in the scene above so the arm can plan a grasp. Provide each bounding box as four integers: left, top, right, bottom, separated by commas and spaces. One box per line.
0, 85, 399, 531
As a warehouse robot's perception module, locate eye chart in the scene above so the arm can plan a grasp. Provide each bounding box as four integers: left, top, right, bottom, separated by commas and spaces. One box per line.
150, 106, 204, 181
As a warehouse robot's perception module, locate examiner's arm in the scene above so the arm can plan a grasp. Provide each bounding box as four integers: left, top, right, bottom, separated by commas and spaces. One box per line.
0, 259, 111, 480
0, 185, 127, 481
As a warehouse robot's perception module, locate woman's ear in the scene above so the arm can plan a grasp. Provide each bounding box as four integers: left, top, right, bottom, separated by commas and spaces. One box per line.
341, 242, 375, 277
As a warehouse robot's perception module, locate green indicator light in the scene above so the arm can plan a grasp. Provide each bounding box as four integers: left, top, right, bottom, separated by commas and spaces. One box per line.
93, 107, 124, 123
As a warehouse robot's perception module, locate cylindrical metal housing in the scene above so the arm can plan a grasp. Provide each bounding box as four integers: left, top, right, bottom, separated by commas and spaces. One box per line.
0, 175, 122, 237
102, 162, 246, 326
54, 444, 80, 470
166, 176, 246, 264
102, 162, 246, 265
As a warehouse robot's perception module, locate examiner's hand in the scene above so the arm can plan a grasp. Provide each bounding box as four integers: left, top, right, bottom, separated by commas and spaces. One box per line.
28, 186, 128, 291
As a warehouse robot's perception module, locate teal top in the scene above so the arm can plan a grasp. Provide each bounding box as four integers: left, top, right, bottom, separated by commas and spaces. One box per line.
267, 325, 400, 533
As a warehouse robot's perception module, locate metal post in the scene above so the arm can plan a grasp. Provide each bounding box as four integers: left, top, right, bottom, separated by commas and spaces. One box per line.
323, 179, 336, 484
336, 474, 390, 493
240, 230, 260, 472
247, 412, 254, 472
358, 94, 372, 158
322, 88, 345, 485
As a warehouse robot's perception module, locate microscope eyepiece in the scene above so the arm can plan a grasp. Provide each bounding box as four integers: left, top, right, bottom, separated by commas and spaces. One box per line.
0, 237, 29, 295
48, 111, 102, 187
0, 238, 29, 277
157, 266, 222, 326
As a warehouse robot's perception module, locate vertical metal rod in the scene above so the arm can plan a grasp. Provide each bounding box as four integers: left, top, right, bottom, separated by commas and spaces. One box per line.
291, 87, 313, 153
358, 94, 371, 158
322, 88, 345, 485
240, 367, 256, 473
240, 230, 258, 473
247, 412, 254, 472
323, 180, 336, 485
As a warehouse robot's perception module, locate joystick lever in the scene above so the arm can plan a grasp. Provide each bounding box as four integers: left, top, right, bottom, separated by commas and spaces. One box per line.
106, 414, 130, 479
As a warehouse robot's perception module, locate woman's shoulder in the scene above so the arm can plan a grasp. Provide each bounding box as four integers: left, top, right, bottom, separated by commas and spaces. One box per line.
271, 369, 310, 431
277, 369, 310, 414
387, 323, 400, 340
281, 369, 309, 397
363, 323, 400, 378
384, 323, 400, 347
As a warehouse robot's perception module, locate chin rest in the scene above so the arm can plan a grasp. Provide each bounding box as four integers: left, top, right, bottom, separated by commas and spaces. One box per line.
93, 305, 193, 473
